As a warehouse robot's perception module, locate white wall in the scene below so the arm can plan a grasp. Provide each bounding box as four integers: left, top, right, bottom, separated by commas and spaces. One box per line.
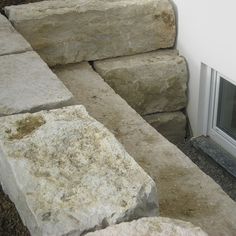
172, 0, 236, 136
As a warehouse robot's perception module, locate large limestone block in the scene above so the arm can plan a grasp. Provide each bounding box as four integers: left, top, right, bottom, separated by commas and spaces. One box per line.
5, 0, 176, 66
54, 62, 236, 235
0, 13, 32, 56
144, 112, 186, 144
0, 51, 73, 116
94, 50, 187, 115
86, 217, 208, 236
0, 105, 158, 236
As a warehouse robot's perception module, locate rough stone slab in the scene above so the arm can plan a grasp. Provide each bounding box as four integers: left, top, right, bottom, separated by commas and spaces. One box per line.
54, 62, 236, 236
0, 51, 73, 116
94, 50, 187, 114
0, 13, 32, 56
144, 111, 186, 144
5, 0, 176, 66
0, 105, 158, 236
86, 217, 208, 236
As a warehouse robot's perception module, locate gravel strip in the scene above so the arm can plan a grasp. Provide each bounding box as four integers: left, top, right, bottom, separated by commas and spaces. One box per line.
177, 140, 236, 201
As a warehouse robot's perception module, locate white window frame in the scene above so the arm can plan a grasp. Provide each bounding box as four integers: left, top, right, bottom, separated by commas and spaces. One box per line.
198, 64, 236, 158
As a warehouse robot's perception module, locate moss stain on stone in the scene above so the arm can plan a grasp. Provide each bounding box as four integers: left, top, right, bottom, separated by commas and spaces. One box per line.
161, 11, 175, 28
8, 115, 45, 140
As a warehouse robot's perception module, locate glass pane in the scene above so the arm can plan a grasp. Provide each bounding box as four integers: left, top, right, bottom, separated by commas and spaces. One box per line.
217, 77, 236, 140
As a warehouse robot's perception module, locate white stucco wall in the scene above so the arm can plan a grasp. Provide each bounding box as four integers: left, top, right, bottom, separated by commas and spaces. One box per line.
172, 0, 236, 136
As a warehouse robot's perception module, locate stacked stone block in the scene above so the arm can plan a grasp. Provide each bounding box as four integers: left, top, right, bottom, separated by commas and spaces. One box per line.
1, 0, 235, 235
0, 14, 73, 117
54, 62, 236, 236
94, 50, 187, 143
5, 0, 176, 66
5, 0, 187, 142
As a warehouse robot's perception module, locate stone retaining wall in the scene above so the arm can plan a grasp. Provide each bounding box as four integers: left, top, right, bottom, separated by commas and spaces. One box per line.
2, 1, 234, 235
4, 0, 187, 142
94, 50, 188, 142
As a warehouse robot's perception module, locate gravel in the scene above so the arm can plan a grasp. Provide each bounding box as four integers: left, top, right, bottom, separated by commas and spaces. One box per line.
0, 186, 30, 236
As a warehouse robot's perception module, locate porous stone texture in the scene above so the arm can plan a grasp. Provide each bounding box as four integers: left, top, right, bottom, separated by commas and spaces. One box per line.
144, 111, 186, 143
0, 105, 158, 236
0, 13, 31, 56
5, 0, 176, 66
0, 51, 73, 116
54, 62, 236, 236
94, 50, 187, 115
86, 217, 208, 236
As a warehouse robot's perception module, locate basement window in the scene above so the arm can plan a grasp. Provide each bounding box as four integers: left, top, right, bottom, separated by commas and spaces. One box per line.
208, 71, 236, 157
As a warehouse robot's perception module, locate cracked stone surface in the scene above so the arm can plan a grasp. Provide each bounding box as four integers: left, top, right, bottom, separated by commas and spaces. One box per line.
0, 13, 31, 56
5, 0, 176, 66
86, 217, 208, 236
0, 105, 158, 236
94, 50, 187, 114
0, 51, 73, 117
54, 62, 236, 236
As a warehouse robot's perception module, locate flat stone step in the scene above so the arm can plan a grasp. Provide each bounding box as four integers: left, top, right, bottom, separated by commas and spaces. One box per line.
5, 0, 176, 66
0, 13, 32, 56
0, 51, 73, 116
94, 50, 187, 115
143, 111, 186, 143
0, 105, 158, 236
86, 217, 207, 236
54, 62, 236, 236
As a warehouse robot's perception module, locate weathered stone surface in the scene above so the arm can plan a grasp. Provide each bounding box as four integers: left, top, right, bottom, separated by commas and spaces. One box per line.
0, 51, 73, 116
0, 105, 158, 236
0, 13, 32, 56
94, 50, 187, 115
5, 0, 176, 66
144, 112, 186, 143
86, 217, 208, 236
54, 62, 236, 236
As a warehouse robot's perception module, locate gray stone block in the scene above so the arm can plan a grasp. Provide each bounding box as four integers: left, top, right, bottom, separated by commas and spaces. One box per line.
0, 13, 32, 56
94, 50, 187, 115
86, 217, 208, 236
5, 0, 176, 66
0, 105, 158, 236
0, 51, 73, 116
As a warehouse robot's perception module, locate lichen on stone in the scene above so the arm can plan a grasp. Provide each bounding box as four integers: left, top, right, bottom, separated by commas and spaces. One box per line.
8, 115, 45, 140
161, 11, 175, 28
